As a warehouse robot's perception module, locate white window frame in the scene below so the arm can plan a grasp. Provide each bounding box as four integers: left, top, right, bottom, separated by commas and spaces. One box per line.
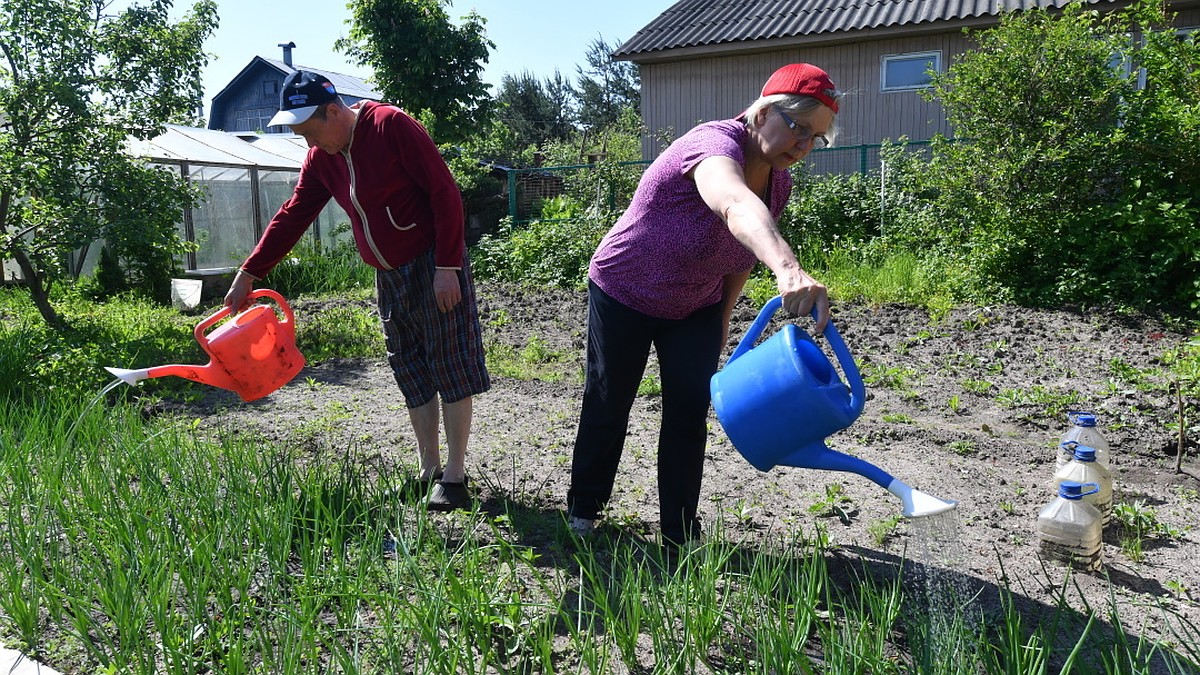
880, 51, 941, 92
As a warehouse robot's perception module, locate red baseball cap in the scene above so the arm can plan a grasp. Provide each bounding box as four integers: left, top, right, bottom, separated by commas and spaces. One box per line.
761, 63, 839, 113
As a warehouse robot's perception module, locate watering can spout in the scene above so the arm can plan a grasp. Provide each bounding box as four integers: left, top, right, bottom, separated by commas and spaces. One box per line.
105, 363, 238, 391
779, 442, 895, 490
105, 366, 151, 386
887, 478, 958, 518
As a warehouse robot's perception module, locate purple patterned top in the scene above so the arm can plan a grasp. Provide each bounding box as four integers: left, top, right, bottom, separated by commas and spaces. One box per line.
589, 119, 793, 320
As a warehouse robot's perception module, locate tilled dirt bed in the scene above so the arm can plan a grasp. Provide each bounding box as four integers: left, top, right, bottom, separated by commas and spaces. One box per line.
179, 282, 1200, 663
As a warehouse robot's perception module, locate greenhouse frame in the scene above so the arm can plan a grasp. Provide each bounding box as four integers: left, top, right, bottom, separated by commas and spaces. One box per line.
128, 124, 348, 278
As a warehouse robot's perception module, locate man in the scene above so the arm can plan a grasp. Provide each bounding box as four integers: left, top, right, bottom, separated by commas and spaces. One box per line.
224, 70, 489, 511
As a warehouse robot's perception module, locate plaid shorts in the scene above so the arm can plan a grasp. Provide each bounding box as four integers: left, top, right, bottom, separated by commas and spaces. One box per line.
375, 248, 490, 407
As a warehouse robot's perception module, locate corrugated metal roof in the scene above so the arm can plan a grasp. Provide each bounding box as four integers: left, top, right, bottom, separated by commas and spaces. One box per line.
127, 124, 308, 169
614, 0, 1117, 57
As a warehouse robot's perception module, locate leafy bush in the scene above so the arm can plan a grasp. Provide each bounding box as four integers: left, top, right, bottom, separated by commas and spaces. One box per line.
919, 0, 1200, 309
264, 225, 376, 298
779, 168, 881, 256
471, 214, 610, 289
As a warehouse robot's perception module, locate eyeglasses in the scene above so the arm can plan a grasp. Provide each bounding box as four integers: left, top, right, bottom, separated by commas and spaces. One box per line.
774, 106, 829, 149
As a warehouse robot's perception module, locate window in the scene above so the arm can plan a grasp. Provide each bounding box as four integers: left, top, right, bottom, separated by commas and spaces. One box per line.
263, 80, 278, 96
881, 51, 941, 91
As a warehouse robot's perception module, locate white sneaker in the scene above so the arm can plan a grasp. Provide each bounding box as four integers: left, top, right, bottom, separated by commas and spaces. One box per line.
568, 516, 595, 536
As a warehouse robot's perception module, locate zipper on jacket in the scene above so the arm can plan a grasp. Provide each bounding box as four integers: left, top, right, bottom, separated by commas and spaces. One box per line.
343, 146, 391, 270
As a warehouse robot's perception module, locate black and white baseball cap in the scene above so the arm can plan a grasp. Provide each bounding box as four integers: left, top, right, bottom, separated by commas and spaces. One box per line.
268, 70, 339, 127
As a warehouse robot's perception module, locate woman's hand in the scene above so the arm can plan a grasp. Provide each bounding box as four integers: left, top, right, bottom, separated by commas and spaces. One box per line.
776, 267, 829, 332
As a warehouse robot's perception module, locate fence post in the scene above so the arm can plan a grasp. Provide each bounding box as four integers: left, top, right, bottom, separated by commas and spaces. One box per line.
507, 169, 517, 221
879, 157, 887, 237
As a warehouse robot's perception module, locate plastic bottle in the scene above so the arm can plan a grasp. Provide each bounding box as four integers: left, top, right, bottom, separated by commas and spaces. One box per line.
1057, 411, 1110, 470
1052, 443, 1114, 527
1036, 480, 1104, 572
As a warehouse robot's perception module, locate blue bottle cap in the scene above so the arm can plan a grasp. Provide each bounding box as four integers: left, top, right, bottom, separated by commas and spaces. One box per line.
1058, 480, 1100, 499
1068, 411, 1097, 427
1072, 444, 1096, 462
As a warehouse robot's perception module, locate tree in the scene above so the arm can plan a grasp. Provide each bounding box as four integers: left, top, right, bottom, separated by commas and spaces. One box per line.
338, 0, 494, 145
0, 0, 217, 328
920, 0, 1200, 308
574, 36, 639, 131
496, 69, 575, 151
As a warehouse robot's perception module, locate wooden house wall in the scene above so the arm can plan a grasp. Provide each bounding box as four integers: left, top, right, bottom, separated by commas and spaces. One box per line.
638, 31, 968, 157
210, 66, 282, 133
636, 4, 1200, 159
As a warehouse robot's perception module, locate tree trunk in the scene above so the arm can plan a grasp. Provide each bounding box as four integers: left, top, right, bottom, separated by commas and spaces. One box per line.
12, 248, 66, 330
1, 189, 67, 330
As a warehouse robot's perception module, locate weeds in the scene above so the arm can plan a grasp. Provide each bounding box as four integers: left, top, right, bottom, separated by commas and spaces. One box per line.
949, 440, 975, 456
807, 483, 856, 524
637, 374, 662, 397
485, 337, 571, 382
962, 378, 994, 394
1111, 500, 1185, 563
996, 385, 1083, 418
867, 514, 904, 546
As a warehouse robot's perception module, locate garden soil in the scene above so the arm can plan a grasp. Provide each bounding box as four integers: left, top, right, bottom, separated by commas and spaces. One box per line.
178, 283, 1200, 664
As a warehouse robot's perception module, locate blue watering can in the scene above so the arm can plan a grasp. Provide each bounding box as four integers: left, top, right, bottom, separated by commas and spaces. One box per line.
711, 296, 956, 517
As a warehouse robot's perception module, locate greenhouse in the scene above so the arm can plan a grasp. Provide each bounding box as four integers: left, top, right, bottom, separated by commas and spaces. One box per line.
128, 124, 347, 276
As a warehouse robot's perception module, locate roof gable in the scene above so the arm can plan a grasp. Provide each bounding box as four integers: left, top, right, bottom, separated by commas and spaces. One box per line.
210, 56, 382, 106
614, 0, 1118, 58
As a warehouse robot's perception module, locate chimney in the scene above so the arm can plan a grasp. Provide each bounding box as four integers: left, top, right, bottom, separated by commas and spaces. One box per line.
278, 41, 296, 67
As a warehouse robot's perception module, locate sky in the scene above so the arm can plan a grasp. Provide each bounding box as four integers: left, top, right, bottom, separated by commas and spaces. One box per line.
167, 0, 669, 113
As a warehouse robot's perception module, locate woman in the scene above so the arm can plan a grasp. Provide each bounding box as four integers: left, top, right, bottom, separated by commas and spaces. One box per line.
566, 63, 842, 546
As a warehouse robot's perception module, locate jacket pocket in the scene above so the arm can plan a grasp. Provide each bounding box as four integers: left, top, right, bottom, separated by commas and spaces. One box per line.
386, 206, 417, 231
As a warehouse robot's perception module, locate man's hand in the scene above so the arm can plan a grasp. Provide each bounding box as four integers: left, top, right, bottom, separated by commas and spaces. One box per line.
224, 270, 257, 312
433, 268, 462, 313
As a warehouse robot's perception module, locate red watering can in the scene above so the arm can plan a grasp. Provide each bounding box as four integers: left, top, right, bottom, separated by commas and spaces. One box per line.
106, 289, 305, 402
711, 296, 956, 517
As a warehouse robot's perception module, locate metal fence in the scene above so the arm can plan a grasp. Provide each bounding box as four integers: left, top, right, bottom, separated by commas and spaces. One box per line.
503, 141, 937, 224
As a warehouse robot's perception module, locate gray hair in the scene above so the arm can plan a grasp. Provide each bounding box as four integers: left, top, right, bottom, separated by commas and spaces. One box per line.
744, 93, 841, 145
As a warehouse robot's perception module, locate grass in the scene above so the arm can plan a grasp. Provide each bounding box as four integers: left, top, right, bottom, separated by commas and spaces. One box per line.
3, 253, 1200, 672
484, 336, 573, 382
4, 395, 1199, 673
743, 248, 953, 316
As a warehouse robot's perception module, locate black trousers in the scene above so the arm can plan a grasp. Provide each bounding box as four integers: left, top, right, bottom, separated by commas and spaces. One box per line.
567, 281, 722, 544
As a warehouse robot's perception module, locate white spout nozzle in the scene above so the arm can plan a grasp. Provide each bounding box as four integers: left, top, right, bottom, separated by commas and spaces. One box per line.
886, 478, 958, 518
105, 366, 152, 386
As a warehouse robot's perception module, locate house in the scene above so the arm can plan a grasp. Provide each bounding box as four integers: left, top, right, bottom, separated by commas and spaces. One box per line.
614, 0, 1200, 158
207, 42, 382, 134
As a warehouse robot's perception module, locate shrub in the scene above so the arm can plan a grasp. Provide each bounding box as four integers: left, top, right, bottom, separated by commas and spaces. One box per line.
471, 214, 610, 289
264, 225, 375, 298
920, 0, 1200, 309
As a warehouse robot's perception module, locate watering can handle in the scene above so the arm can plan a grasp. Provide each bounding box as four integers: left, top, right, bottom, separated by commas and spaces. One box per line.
727, 295, 866, 416
193, 288, 296, 345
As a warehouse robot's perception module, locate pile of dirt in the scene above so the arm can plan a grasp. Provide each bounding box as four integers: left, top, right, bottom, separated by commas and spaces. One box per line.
180, 282, 1200, 656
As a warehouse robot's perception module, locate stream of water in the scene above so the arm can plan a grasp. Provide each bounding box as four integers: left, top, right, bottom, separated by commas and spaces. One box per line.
65, 378, 126, 447
908, 508, 982, 671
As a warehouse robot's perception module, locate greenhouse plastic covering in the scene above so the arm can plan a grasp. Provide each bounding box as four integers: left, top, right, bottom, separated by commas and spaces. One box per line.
127, 124, 309, 168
